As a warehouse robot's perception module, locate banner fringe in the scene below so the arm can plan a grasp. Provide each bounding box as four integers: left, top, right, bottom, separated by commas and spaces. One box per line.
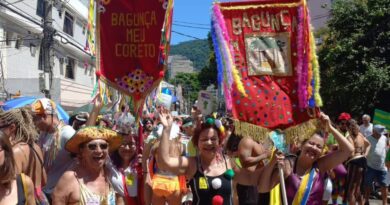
234, 118, 320, 144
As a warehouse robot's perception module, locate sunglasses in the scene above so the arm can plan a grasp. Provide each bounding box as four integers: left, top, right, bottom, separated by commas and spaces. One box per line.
120, 142, 136, 147
86, 143, 108, 151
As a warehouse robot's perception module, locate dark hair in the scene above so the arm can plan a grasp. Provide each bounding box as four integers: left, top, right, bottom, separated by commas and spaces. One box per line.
142, 118, 153, 126
110, 137, 137, 168
191, 121, 223, 147
225, 133, 241, 152
0, 132, 16, 190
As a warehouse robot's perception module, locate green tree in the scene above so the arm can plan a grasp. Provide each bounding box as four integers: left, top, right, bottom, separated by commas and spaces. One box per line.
170, 72, 201, 104
170, 39, 209, 70
318, 0, 390, 117
198, 33, 218, 89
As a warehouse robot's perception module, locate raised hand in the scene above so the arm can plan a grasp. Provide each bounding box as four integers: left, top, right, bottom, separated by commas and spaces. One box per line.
319, 112, 331, 131
158, 107, 173, 128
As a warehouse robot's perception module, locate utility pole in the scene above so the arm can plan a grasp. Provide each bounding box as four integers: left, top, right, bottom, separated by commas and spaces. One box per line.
41, 0, 55, 99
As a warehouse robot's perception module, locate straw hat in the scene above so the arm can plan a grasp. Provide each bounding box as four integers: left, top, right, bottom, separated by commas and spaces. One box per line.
65, 126, 122, 154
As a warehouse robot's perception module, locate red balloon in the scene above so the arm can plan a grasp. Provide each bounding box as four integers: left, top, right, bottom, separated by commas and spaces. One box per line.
212, 195, 224, 205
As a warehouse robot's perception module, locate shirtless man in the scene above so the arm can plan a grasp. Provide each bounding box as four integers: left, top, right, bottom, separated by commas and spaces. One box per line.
52, 127, 124, 205
0, 108, 47, 203
345, 119, 371, 205
237, 137, 271, 205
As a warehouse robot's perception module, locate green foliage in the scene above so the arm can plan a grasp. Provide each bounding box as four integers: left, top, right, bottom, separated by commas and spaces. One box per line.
170, 39, 209, 70
198, 33, 218, 89
318, 0, 390, 117
169, 72, 201, 103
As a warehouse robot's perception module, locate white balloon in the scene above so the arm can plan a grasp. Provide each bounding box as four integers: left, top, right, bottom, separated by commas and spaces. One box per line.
211, 178, 222, 190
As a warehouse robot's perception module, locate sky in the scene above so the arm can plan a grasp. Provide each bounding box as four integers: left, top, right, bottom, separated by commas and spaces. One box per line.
170, 0, 214, 45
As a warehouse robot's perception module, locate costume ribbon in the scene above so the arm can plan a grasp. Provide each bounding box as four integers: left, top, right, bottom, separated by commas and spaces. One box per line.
292, 167, 316, 205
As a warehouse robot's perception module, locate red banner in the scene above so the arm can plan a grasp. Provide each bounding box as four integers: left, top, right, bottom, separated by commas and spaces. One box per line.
213, 0, 321, 142
97, 0, 172, 111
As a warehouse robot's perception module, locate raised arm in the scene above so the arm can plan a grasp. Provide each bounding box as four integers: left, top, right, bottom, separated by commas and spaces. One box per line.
318, 113, 354, 172
156, 107, 190, 175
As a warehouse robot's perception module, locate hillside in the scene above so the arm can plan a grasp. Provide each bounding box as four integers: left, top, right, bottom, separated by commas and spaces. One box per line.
170, 39, 209, 70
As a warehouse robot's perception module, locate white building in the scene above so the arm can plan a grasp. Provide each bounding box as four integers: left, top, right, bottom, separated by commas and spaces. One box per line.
0, 0, 95, 110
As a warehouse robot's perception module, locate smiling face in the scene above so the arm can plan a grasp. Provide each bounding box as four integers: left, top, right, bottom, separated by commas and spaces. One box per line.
80, 139, 109, 169
300, 134, 324, 163
197, 127, 220, 155
118, 135, 137, 162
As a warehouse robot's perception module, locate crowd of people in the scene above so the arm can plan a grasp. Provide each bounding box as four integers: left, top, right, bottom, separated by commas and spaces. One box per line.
0, 97, 389, 205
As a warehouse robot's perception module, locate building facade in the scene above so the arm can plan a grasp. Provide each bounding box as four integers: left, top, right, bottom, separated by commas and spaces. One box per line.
0, 0, 95, 110
167, 55, 195, 79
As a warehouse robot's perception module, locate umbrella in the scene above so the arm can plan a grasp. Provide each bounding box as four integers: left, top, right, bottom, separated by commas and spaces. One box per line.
1, 96, 69, 124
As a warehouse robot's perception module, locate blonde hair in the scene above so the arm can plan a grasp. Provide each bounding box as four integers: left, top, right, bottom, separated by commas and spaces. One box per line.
0, 107, 38, 144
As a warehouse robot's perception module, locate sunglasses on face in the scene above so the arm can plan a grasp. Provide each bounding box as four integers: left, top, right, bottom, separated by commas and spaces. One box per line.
120, 141, 136, 147
86, 143, 108, 151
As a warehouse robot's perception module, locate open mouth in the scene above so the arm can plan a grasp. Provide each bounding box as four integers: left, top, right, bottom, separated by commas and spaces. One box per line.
92, 156, 105, 162
305, 150, 317, 158
203, 146, 216, 152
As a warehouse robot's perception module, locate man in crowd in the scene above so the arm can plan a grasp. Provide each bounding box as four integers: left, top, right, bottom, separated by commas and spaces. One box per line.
363, 125, 389, 205
30, 98, 76, 201
237, 137, 271, 205
360, 114, 373, 138
52, 126, 123, 205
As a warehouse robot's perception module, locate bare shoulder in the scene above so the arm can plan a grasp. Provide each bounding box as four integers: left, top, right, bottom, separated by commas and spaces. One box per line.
52, 170, 79, 205
12, 142, 30, 155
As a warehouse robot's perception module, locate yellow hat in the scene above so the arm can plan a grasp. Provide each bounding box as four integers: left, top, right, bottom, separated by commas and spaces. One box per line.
65, 126, 122, 154
31, 98, 56, 115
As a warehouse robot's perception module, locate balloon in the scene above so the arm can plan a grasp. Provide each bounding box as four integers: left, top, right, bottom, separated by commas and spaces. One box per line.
212, 195, 224, 205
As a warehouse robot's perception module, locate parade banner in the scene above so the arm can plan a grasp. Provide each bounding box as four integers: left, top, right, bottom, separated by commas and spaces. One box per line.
212, 0, 322, 142
96, 0, 173, 115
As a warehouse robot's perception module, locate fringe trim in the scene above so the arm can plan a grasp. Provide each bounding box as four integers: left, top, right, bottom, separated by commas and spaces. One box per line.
233, 120, 270, 142
233, 118, 320, 144
283, 118, 320, 144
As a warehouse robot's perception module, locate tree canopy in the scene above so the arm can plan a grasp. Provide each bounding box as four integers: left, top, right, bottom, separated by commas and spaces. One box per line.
318, 0, 390, 117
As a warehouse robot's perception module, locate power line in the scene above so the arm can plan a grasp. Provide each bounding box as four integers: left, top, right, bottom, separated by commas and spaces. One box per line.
172, 30, 203, 40
2, 0, 42, 24
174, 20, 209, 26
0, 0, 42, 26
173, 23, 210, 30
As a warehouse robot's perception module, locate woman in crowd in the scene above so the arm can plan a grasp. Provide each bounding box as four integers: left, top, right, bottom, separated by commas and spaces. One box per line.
259, 112, 354, 204
111, 131, 142, 205
345, 119, 371, 205
0, 131, 36, 205
157, 107, 264, 205
0, 108, 47, 203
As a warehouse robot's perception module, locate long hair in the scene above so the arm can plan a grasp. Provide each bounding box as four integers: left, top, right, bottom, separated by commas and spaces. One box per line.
348, 119, 359, 137
0, 131, 16, 190
0, 107, 38, 144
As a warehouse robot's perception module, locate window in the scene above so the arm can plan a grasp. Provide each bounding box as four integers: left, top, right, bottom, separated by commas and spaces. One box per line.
65, 57, 75, 79
63, 12, 74, 36
36, 0, 45, 18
